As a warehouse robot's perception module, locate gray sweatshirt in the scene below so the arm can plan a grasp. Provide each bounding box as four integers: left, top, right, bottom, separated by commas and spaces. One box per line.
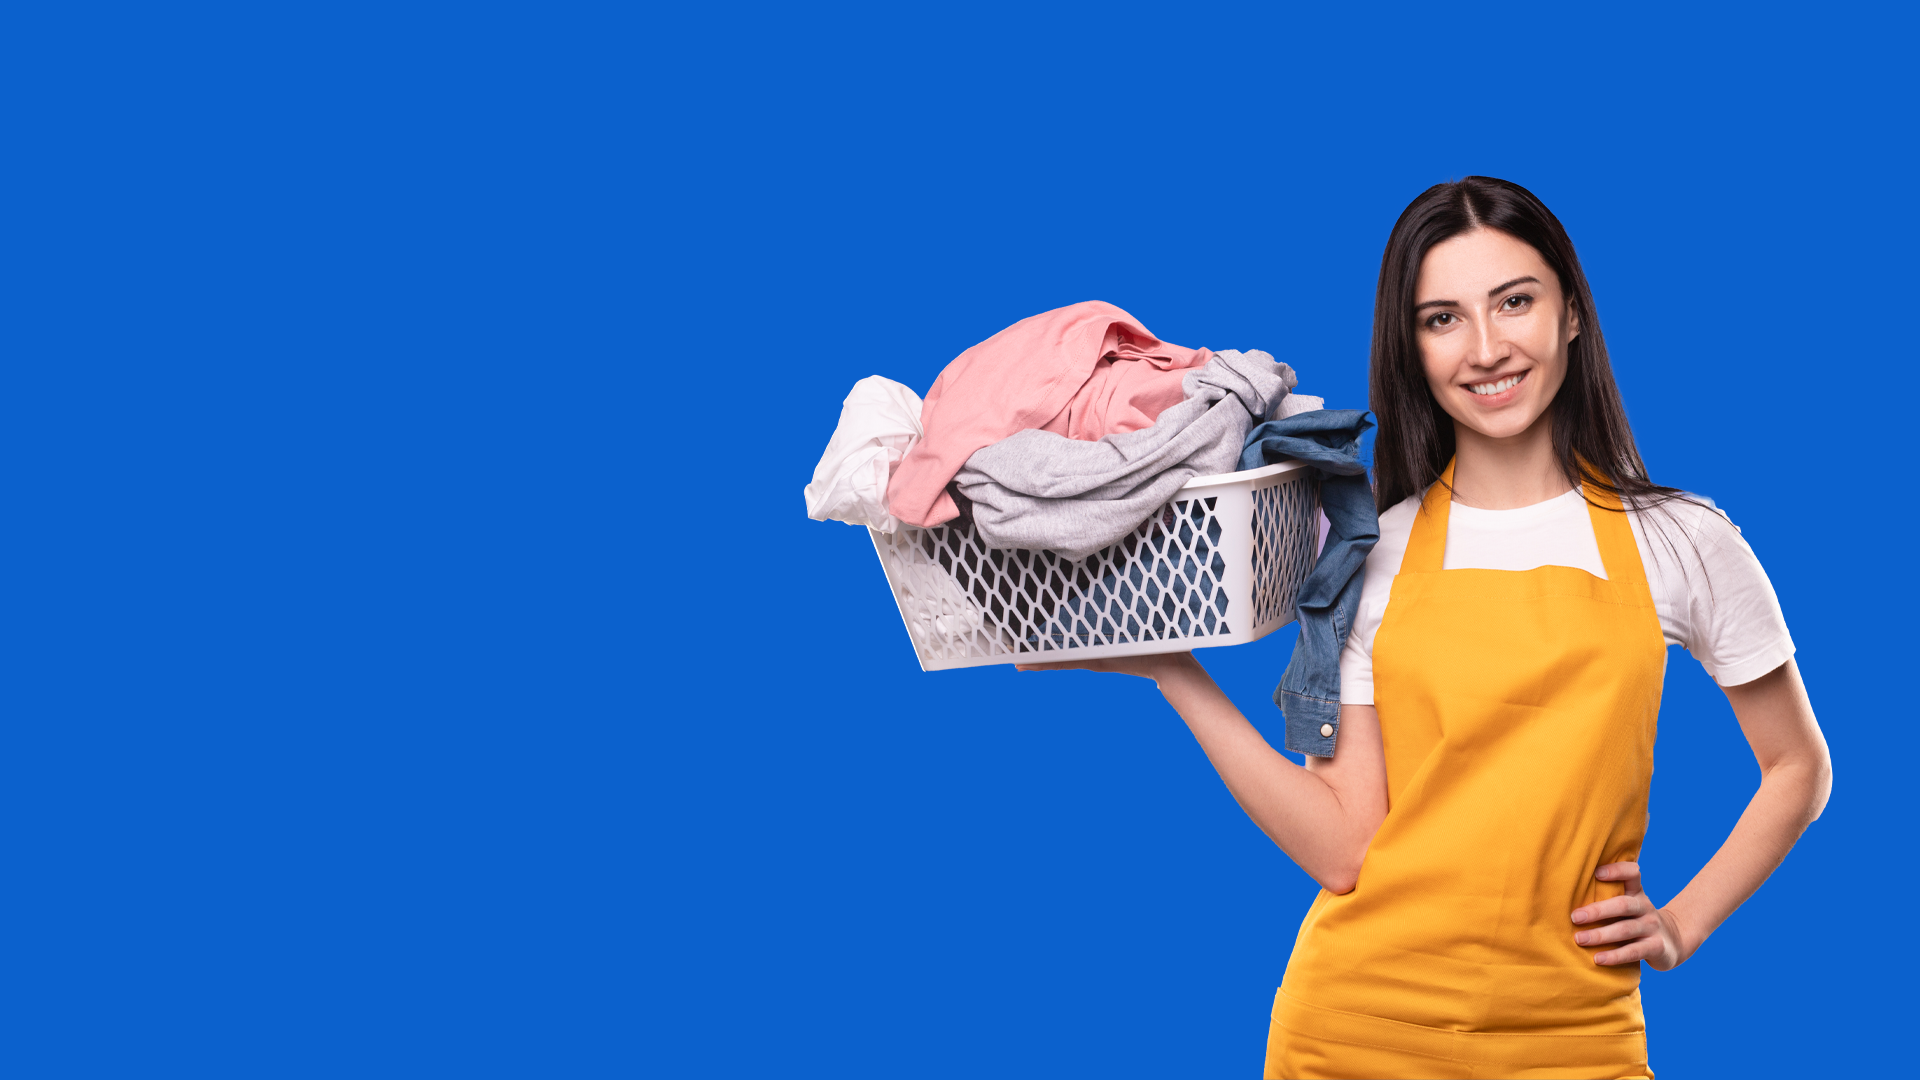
953, 349, 1295, 560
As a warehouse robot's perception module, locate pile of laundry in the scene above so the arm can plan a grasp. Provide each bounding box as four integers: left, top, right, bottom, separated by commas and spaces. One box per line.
803, 300, 1378, 756
806, 301, 1328, 558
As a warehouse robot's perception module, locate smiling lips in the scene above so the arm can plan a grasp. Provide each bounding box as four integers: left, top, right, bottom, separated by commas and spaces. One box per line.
1467, 371, 1527, 397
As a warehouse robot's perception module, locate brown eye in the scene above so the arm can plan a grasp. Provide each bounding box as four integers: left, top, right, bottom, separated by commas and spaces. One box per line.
1425, 312, 1455, 329
1503, 294, 1531, 310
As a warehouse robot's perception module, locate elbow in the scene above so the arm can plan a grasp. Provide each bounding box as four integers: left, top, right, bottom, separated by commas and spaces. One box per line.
1798, 733, 1834, 823
1314, 851, 1368, 895
1807, 753, 1834, 823
1769, 744, 1834, 825
1308, 820, 1384, 895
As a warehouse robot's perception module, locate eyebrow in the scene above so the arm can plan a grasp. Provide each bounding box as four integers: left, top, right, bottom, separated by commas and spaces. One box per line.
1413, 275, 1543, 311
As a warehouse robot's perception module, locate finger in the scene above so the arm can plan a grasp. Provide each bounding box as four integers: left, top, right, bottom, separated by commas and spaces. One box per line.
1571, 894, 1649, 924
1570, 894, 1650, 925
1594, 936, 1664, 966
1574, 915, 1658, 947
1595, 862, 1641, 886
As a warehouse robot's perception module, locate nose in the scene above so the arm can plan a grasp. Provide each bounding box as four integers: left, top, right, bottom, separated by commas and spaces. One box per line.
1466, 315, 1512, 369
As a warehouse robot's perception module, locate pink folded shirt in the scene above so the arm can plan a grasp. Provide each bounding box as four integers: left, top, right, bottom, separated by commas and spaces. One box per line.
886, 301, 1212, 528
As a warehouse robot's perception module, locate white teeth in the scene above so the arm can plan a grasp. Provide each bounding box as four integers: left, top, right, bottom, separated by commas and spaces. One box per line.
1468, 374, 1523, 396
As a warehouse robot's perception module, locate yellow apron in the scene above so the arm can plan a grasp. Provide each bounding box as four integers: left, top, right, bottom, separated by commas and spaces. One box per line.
1266, 463, 1665, 1080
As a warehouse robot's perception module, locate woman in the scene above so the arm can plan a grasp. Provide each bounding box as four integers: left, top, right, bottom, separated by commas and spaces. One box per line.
1022, 177, 1831, 1079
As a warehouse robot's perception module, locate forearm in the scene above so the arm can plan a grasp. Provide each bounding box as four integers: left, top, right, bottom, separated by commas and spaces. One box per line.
1664, 756, 1831, 958
1152, 657, 1375, 892
1661, 659, 1833, 961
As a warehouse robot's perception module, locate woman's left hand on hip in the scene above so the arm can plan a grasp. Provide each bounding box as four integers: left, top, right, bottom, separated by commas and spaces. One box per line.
1570, 862, 1689, 970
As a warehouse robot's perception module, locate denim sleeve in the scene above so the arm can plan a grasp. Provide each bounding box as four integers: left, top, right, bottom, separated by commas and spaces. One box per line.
1275, 470, 1378, 756
1238, 410, 1380, 757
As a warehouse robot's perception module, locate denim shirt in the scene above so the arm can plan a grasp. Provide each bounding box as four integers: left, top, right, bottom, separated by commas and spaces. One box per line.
1237, 410, 1379, 757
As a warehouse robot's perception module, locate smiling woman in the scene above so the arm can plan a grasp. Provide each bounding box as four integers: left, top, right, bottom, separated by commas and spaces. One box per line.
1371, 177, 1657, 515
1020, 177, 1831, 1080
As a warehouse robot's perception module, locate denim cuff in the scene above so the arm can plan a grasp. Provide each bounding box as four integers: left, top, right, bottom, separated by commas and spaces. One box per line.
1278, 690, 1339, 757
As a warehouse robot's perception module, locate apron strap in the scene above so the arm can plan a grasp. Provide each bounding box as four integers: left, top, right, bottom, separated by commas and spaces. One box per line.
1582, 479, 1650, 592
1402, 459, 1456, 574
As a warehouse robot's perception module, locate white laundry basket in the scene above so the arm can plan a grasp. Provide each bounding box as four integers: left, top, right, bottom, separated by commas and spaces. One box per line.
870, 460, 1321, 671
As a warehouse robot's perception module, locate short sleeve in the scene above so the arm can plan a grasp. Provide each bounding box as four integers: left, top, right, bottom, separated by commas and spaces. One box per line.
1337, 494, 1420, 706
1338, 606, 1379, 705
1637, 500, 1796, 687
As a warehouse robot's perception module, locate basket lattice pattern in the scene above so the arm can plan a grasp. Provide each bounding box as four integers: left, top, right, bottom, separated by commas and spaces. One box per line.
1251, 475, 1321, 627
876, 496, 1234, 664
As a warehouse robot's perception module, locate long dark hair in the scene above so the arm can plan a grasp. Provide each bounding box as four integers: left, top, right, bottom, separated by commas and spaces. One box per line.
1369, 176, 1681, 513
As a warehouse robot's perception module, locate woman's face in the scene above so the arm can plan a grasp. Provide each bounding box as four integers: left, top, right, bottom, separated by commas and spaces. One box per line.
1414, 228, 1579, 442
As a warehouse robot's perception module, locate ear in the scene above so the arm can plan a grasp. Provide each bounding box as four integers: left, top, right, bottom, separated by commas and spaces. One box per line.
1567, 301, 1583, 342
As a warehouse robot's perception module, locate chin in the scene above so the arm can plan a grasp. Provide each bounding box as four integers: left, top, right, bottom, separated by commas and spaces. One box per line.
1455, 403, 1544, 441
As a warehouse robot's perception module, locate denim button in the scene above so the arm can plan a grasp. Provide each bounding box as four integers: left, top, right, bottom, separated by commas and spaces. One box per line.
1320, 723, 1334, 737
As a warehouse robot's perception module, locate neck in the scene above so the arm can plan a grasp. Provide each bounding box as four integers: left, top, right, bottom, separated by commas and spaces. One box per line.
1449, 411, 1571, 510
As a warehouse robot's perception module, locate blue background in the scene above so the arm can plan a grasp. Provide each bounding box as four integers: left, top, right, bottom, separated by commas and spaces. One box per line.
6, 3, 1913, 1076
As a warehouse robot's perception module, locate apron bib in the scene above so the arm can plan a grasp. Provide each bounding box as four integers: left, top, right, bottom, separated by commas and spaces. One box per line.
1266, 463, 1666, 1079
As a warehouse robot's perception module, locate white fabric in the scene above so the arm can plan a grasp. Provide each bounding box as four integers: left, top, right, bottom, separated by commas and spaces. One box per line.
885, 553, 992, 641
804, 376, 924, 533
1340, 487, 1796, 704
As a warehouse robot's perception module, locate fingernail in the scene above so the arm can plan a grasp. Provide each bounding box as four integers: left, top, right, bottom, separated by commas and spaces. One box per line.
1575, 932, 1588, 945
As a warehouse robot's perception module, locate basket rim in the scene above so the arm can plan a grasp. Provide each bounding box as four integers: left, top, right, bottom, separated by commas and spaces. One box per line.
1175, 458, 1314, 491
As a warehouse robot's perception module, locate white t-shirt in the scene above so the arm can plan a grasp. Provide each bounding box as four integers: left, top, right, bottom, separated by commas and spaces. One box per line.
1340, 487, 1796, 704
